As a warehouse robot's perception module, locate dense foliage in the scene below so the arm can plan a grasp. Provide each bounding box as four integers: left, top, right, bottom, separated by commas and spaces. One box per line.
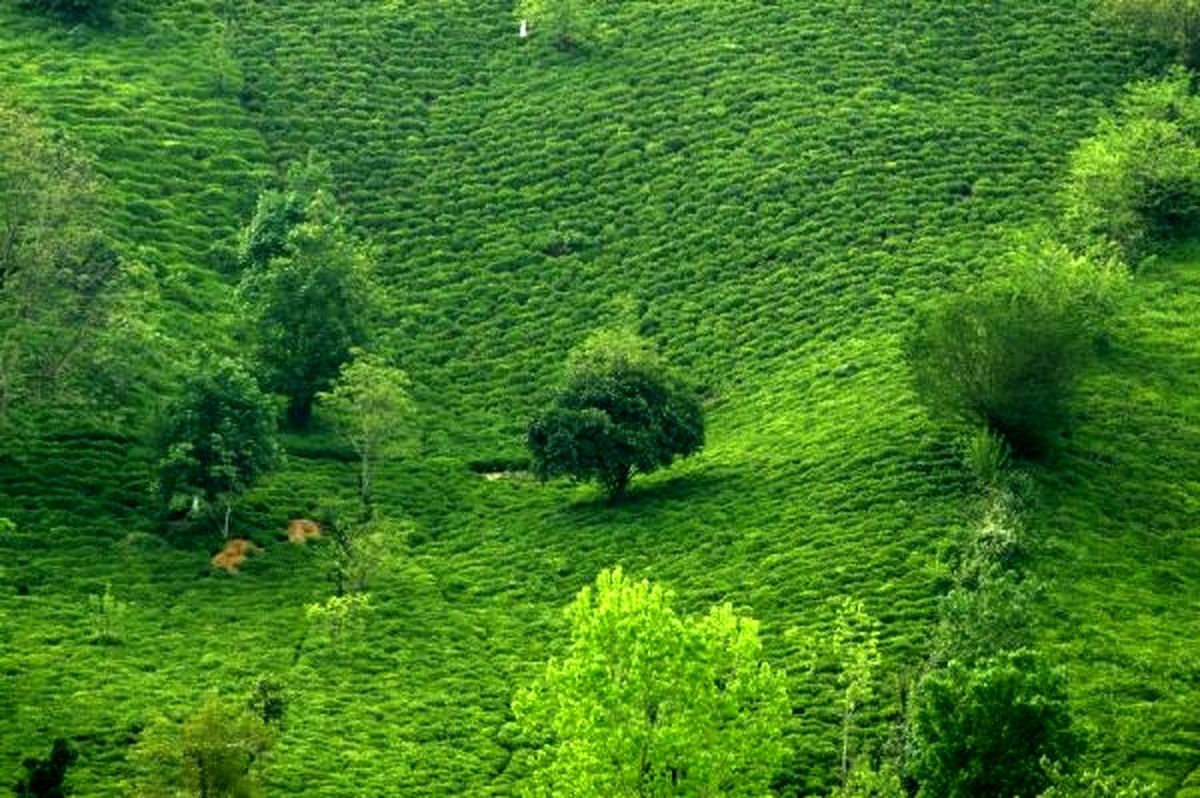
527, 331, 704, 499
513, 568, 790, 796
1063, 70, 1200, 259
0, 102, 123, 417
911, 651, 1081, 798
1101, 0, 1200, 67
240, 190, 374, 428
906, 242, 1126, 455
155, 357, 280, 536
19, 0, 114, 24
129, 696, 273, 798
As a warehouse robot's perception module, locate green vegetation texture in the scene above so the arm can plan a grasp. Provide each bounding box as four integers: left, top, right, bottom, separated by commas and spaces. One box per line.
1, 0, 1198, 795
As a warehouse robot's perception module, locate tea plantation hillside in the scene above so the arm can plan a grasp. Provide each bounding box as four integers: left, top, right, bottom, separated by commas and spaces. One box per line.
2, 0, 1199, 795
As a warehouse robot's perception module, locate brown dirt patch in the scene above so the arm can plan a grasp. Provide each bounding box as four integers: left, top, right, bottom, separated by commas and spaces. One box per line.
212, 538, 262, 573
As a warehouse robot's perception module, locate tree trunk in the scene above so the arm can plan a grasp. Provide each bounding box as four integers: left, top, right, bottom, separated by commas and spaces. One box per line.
607, 465, 631, 503
286, 398, 313, 429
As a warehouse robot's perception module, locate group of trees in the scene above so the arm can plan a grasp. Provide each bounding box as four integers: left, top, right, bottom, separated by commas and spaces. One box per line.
513, 569, 1110, 798
154, 155, 409, 538
907, 65, 1200, 459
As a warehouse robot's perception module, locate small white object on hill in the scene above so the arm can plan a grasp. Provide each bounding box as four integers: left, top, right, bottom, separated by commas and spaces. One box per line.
519, 19, 528, 38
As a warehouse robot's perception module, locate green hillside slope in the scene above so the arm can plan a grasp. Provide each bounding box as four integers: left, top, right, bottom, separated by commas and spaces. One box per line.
2, 0, 1198, 795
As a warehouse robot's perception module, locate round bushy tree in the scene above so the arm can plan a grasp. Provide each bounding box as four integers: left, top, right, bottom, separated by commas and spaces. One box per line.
156, 356, 280, 537
513, 567, 791, 797
527, 330, 704, 501
911, 650, 1081, 798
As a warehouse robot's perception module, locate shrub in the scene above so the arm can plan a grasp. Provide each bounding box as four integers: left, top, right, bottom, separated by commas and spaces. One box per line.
517, 0, 591, 50
911, 650, 1081, 798
14, 738, 75, 798
513, 567, 790, 796
527, 329, 704, 500
129, 696, 273, 798
155, 356, 281, 537
959, 427, 1011, 491
318, 503, 405, 596
248, 675, 288, 728
1039, 765, 1160, 798
831, 761, 906, 798
1062, 69, 1200, 260
905, 241, 1126, 456
1099, 1, 1200, 68
306, 593, 373, 647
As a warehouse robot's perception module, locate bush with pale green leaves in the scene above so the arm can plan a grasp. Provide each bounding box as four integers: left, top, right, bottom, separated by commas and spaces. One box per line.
1063, 70, 1200, 260
513, 567, 790, 797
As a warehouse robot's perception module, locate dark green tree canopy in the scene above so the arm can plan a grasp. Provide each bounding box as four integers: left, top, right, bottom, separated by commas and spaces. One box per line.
911, 650, 1082, 798
20, 0, 115, 24
527, 330, 704, 500
156, 356, 280, 534
905, 242, 1126, 456
240, 185, 374, 429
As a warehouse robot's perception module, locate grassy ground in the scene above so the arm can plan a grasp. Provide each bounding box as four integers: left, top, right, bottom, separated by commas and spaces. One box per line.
2, 0, 1198, 795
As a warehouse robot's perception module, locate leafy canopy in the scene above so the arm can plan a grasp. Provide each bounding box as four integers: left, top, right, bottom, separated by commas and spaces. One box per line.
527, 330, 704, 500
513, 567, 791, 798
129, 696, 273, 798
0, 102, 123, 416
1100, 0, 1200, 67
905, 240, 1126, 456
911, 650, 1081, 798
241, 189, 374, 428
318, 349, 413, 508
156, 356, 280, 536
1062, 69, 1200, 260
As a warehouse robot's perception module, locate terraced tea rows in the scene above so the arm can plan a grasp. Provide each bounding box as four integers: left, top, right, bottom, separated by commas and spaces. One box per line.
3, 0, 1199, 794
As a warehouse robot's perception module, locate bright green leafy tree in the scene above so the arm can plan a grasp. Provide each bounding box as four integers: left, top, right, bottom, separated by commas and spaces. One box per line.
911, 650, 1082, 798
318, 349, 413, 508
905, 241, 1126, 456
156, 356, 281, 537
129, 696, 273, 798
1062, 69, 1200, 260
238, 152, 332, 270
527, 330, 704, 501
513, 567, 791, 797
